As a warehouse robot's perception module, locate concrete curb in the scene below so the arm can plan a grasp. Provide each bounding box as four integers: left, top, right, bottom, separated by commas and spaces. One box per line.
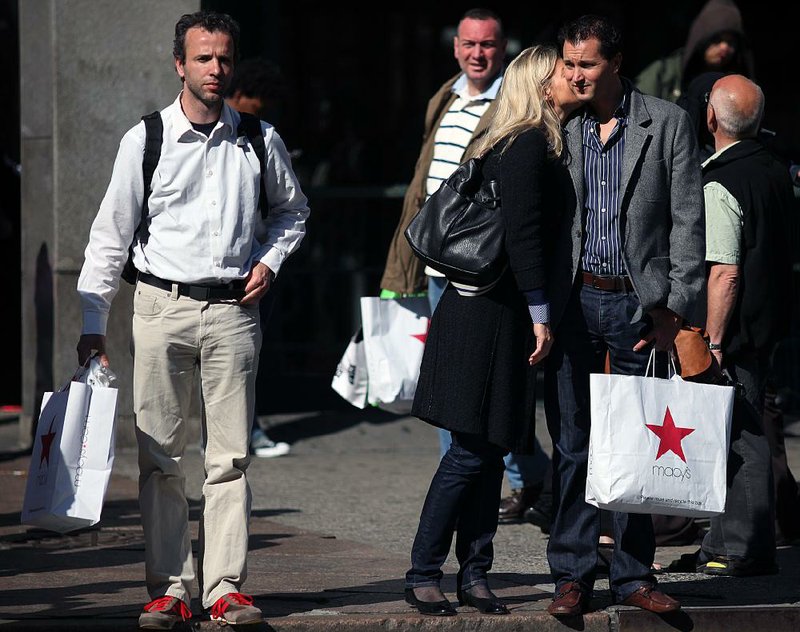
3, 608, 800, 631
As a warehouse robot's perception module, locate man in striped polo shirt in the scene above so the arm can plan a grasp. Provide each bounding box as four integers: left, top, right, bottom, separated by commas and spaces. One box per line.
381, 7, 506, 302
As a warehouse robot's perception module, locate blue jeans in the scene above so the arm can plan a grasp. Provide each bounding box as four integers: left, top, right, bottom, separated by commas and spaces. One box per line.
505, 449, 550, 489
545, 283, 656, 601
429, 274, 549, 488
439, 431, 549, 488
427, 275, 454, 456
406, 432, 507, 590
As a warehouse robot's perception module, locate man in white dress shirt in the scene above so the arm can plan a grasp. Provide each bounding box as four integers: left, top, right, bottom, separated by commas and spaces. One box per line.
76, 11, 309, 629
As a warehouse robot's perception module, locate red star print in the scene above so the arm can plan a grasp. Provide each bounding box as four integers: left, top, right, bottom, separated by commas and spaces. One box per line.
646, 407, 695, 463
410, 320, 430, 344
39, 414, 58, 467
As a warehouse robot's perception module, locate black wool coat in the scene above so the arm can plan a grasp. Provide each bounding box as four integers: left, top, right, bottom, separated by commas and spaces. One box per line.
411, 128, 566, 454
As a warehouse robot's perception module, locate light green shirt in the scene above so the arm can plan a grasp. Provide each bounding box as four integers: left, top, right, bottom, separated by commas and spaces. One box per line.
703, 143, 744, 265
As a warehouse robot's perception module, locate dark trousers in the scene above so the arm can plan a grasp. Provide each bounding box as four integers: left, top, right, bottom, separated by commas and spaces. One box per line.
702, 354, 776, 561
545, 284, 656, 601
406, 432, 507, 590
763, 380, 800, 540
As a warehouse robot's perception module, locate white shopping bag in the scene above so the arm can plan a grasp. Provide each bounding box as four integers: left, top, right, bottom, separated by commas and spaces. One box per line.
331, 328, 369, 409
586, 353, 734, 517
21, 363, 118, 533
360, 296, 430, 414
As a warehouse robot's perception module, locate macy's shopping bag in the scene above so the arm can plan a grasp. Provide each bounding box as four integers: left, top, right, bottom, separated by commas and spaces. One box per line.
360, 296, 430, 414
331, 328, 369, 409
21, 368, 118, 533
586, 354, 734, 517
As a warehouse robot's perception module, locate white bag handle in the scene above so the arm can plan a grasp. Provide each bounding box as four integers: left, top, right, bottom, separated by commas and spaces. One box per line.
645, 349, 677, 379
58, 352, 102, 392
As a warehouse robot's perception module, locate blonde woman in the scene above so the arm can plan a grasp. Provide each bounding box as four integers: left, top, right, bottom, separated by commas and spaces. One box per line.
404, 45, 580, 616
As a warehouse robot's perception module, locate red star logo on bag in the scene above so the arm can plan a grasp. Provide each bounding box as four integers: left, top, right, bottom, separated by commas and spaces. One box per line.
39, 414, 58, 467
646, 407, 695, 462
410, 320, 430, 344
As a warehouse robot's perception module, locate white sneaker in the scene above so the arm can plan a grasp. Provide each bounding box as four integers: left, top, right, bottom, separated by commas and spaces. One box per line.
250, 427, 290, 458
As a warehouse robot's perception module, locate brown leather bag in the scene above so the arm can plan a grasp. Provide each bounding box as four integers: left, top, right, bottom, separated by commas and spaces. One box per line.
673, 326, 722, 383
601, 326, 721, 383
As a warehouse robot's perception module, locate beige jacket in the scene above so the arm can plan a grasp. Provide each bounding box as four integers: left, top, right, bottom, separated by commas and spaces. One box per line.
379, 73, 498, 294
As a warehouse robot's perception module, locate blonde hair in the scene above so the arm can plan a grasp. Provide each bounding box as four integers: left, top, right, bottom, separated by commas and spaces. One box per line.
468, 45, 565, 160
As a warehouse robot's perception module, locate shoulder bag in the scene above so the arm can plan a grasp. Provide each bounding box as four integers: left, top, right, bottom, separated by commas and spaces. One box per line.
403, 156, 505, 288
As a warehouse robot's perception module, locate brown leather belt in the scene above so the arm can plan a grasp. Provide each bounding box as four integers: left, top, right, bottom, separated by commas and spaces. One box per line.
581, 271, 633, 292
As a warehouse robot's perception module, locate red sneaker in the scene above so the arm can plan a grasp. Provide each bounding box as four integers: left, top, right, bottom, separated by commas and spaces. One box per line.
210, 592, 263, 625
138, 596, 192, 629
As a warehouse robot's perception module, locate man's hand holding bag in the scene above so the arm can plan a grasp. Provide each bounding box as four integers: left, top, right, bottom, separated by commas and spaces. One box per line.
21, 359, 118, 533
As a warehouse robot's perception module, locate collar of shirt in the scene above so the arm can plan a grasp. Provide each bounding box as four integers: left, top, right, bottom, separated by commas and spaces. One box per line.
170, 92, 236, 142
702, 140, 742, 168
582, 79, 631, 128
451, 69, 504, 102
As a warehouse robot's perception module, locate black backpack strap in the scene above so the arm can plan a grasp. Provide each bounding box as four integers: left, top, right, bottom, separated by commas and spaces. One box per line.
121, 111, 162, 284
236, 111, 268, 219
141, 111, 163, 227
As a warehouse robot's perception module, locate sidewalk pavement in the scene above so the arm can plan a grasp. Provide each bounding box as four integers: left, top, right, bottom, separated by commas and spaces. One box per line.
1, 406, 799, 631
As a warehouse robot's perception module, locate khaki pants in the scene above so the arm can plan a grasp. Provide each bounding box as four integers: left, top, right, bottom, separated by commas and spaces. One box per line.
132, 280, 261, 608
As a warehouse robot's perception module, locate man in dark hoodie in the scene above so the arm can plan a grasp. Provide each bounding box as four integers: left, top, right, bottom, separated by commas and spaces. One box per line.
635, 0, 754, 103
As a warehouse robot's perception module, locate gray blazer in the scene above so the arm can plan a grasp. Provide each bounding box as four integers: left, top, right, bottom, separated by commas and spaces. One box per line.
549, 85, 706, 328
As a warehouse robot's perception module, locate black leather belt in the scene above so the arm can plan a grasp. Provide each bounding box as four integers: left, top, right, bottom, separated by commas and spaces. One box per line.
138, 272, 246, 301
581, 271, 634, 292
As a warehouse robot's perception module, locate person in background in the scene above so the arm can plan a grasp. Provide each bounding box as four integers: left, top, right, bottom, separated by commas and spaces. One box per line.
635, 0, 754, 103
672, 75, 790, 577
76, 11, 309, 628
225, 57, 291, 458
670, 70, 800, 554
545, 14, 704, 617
404, 44, 580, 617
225, 57, 286, 122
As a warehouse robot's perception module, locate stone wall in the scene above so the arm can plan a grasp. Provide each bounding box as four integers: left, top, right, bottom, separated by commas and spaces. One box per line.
20, 0, 199, 448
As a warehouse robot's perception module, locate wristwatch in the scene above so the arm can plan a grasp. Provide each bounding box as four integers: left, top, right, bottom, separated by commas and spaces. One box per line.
708, 342, 723, 351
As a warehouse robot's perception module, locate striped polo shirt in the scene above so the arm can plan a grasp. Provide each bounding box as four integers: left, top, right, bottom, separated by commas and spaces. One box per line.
425, 72, 503, 199
580, 87, 630, 276
424, 72, 502, 280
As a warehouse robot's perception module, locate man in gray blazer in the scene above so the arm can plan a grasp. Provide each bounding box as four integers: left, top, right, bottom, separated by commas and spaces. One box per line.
544, 15, 705, 617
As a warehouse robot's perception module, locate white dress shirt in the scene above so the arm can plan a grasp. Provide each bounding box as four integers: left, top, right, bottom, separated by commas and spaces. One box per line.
78, 94, 310, 335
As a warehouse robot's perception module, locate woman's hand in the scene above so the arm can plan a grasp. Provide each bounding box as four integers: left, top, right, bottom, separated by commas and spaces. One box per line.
529, 323, 553, 365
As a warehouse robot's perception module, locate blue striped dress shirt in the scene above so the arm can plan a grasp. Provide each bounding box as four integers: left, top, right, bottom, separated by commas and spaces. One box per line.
580, 91, 629, 276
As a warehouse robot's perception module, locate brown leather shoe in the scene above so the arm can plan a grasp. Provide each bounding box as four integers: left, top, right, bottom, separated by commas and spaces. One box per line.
498, 485, 541, 523
619, 585, 680, 613
547, 581, 589, 616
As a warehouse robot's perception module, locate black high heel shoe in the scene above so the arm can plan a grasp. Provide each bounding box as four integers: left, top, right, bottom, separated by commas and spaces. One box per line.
404, 588, 457, 616
457, 586, 509, 615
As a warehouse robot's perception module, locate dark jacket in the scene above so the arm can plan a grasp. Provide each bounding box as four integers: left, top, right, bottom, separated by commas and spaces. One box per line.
702, 139, 793, 357
412, 129, 561, 453
635, 0, 755, 102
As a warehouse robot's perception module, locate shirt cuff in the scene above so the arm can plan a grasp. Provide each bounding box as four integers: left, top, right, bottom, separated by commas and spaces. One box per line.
258, 247, 284, 278
524, 288, 549, 324
82, 310, 109, 336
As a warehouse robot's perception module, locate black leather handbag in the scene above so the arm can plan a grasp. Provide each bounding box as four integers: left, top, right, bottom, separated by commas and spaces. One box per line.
404, 156, 505, 288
